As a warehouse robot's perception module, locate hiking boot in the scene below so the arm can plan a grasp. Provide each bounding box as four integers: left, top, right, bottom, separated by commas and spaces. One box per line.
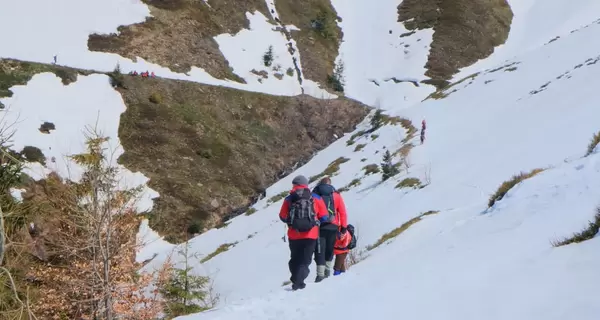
315, 275, 325, 283
292, 282, 306, 290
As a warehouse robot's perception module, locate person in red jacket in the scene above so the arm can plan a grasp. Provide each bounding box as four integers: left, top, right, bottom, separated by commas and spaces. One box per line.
333, 228, 352, 275
312, 176, 348, 282
279, 175, 328, 290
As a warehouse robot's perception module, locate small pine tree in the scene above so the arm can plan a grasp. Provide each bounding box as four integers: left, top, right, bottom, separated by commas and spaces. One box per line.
160, 238, 214, 318
109, 63, 125, 88
327, 60, 345, 92
263, 45, 274, 67
370, 109, 384, 129
381, 150, 399, 181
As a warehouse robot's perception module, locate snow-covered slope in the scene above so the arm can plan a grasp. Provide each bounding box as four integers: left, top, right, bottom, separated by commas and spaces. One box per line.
136, 1, 600, 318
178, 152, 600, 320
0, 0, 333, 97
2, 0, 600, 318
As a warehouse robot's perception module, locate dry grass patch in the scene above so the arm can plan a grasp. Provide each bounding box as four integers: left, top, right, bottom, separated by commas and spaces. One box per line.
88, 0, 271, 80
309, 157, 351, 183
347, 110, 405, 145
0, 59, 86, 98
367, 210, 440, 250
363, 164, 380, 175
354, 143, 367, 152
116, 74, 368, 242
245, 207, 258, 216
553, 207, 600, 247
585, 131, 600, 156
267, 191, 289, 204
200, 243, 237, 263
424, 72, 480, 101
337, 178, 361, 193
399, 118, 418, 143
394, 143, 414, 158
398, 0, 513, 88
395, 177, 422, 189
488, 168, 545, 208
20, 146, 46, 165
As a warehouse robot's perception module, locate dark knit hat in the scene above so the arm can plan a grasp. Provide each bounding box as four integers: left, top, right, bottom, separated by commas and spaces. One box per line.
292, 175, 309, 186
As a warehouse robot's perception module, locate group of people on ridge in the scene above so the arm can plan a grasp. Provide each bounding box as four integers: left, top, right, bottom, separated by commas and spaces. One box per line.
279, 175, 356, 291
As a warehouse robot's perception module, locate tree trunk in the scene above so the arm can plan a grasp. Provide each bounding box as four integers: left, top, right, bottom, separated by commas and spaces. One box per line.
0, 205, 5, 266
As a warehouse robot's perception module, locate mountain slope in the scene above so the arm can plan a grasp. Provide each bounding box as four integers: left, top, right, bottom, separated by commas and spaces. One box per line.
2, 0, 600, 318
132, 1, 600, 318
177, 152, 600, 320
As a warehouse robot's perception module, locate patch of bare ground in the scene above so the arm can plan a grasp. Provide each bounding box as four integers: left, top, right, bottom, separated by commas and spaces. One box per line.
398, 0, 513, 88
1, 59, 90, 99
116, 75, 368, 242
275, 0, 342, 88
87, 0, 271, 80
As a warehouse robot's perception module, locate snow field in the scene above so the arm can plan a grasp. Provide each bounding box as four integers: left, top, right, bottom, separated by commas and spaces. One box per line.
0, 0, 335, 98
0, 72, 158, 212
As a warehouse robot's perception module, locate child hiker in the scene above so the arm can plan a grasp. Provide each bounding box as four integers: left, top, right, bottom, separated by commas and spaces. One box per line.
333, 224, 356, 275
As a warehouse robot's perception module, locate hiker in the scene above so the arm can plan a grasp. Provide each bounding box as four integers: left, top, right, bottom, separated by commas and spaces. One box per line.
312, 177, 348, 282
150, 71, 156, 78
279, 175, 328, 290
420, 118, 426, 144
333, 224, 356, 275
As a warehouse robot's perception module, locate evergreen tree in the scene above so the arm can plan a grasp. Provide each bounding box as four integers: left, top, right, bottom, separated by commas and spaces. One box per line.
263, 45, 274, 67
381, 150, 399, 181
161, 238, 213, 318
327, 60, 345, 93
370, 109, 384, 129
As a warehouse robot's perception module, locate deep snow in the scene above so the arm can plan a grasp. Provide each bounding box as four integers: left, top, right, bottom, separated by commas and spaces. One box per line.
154, 1, 600, 318
176, 151, 600, 320
1, 0, 599, 318
0, 72, 159, 211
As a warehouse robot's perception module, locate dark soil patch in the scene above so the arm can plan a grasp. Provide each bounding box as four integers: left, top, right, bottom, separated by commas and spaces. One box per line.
116, 75, 368, 242
87, 0, 271, 80
398, 0, 513, 88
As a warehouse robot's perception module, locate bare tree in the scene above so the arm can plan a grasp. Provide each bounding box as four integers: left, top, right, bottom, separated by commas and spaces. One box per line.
14, 125, 170, 319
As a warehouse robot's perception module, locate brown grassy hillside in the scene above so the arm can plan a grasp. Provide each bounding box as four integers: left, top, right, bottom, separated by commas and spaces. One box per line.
398, 0, 513, 88
116, 74, 367, 242
88, 0, 271, 80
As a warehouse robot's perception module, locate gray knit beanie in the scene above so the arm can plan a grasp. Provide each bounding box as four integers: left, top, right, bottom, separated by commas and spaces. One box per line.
291, 175, 309, 186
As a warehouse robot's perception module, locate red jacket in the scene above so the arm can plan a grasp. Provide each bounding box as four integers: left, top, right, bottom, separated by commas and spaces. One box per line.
313, 184, 348, 228
329, 192, 348, 228
334, 231, 352, 255
279, 185, 328, 240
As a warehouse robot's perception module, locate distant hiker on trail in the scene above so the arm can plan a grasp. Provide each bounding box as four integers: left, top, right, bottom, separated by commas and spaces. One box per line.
420, 118, 427, 144
150, 71, 156, 78
52, 55, 57, 64
279, 175, 328, 290
333, 224, 357, 276
312, 177, 348, 282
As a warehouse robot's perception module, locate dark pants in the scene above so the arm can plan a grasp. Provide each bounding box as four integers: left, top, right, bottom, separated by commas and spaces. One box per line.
314, 227, 337, 266
288, 239, 317, 287
334, 252, 348, 272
